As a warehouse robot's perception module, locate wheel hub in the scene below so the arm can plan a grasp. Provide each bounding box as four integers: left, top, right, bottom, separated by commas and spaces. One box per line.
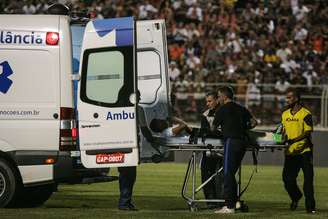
0, 172, 6, 197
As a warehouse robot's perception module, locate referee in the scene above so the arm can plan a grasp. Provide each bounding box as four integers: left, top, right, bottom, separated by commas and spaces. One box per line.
281, 88, 316, 214
213, 86, 257, 214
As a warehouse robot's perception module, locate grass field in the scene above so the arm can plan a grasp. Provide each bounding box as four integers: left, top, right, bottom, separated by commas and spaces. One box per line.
1, 163, 327, 219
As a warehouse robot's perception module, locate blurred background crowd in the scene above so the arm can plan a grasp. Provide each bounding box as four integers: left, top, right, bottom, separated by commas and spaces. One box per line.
1, 0, 328, 126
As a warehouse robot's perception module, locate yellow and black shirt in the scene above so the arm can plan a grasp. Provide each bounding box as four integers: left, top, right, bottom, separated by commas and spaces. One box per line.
281, 106, 313, 155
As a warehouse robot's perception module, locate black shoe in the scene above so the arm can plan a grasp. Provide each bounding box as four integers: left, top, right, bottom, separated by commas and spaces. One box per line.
290, 199, 300, 211
118, 203, 138, 211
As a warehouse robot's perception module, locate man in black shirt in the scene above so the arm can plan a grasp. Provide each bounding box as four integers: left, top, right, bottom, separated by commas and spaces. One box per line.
213, 86, 257, 214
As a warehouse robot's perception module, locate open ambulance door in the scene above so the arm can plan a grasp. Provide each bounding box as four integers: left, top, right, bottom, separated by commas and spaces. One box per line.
77, 17, 138, 168
136, 20, 172, 161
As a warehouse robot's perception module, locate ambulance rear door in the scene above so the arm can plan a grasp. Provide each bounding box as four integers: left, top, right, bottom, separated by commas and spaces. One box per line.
136, 20, 172, 160
77, 17, 138, 168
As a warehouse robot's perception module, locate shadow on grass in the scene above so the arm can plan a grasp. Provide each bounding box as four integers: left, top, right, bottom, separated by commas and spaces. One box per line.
47, 194, 316, 213
46, 194, 188, 211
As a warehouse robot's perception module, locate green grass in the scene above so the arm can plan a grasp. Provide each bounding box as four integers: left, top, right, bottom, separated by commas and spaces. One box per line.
1, 163, 328, 219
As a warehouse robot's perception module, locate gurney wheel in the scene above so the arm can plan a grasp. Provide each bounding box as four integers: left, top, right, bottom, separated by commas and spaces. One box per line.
189, 204, 198, 212
236, 200, 249, 212
240, 203, 249, 212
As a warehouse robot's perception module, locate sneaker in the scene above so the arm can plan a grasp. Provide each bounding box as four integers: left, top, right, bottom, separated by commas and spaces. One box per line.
290, 201, 298, 211
306, 209, 316, 214
214, 206, 235, 214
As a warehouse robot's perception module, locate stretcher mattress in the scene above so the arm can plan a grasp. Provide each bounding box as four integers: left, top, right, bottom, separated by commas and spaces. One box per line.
153, 130, 285, 150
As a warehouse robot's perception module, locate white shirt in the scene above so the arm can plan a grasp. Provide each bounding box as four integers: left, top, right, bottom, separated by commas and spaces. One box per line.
294, 28, 308, 41
302, 71, 318, 87
275, 80, 290, 93
186, 6, 202, 21
169, 67, 181, 80
139, 3, 158, 19
23, 4, 36, 14
161, 127, 174, 137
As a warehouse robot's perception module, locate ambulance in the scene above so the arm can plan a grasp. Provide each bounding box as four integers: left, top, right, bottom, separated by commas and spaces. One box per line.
0, 12, 170, 207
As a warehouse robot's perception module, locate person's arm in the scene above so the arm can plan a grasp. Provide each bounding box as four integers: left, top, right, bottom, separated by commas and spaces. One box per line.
137, 105, 154, 142
286, 130, 312, 145
245, 108, 258, 129
171, 124, 187, 136
249, 117, 258, 129
200, 115, 209, 131
172, 117, 192, 135
212, 107, 222, 132
140, 126, 154, 143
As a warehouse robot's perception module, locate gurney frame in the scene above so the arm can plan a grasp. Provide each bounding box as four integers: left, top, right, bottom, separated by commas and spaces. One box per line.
161, 140, 285, 212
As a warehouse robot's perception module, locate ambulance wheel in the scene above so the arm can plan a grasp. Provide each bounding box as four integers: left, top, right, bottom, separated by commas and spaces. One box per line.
0, 159, 21, 208
14, 183, 55, 207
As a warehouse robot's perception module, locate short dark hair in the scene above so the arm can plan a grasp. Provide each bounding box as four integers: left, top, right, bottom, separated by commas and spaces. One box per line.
206, 91, 218, 99
218, 86, 234, 99
47, 3, 70, 15
287, 87, 301, 102
149, 119, 166, 133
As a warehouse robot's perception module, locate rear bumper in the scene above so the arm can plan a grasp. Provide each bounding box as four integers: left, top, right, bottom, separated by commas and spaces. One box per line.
55, 152, 110, 184
8, 150, 110, 185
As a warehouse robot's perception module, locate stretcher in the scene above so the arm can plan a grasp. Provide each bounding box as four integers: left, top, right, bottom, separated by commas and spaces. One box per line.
153, 130, 286, 211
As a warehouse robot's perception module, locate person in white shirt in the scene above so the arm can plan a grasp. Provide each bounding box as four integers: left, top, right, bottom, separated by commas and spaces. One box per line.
149, 117, 192, 137
169, 61, 181, 81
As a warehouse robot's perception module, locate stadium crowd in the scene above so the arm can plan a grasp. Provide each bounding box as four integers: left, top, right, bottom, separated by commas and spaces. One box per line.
1, 0, 327, 124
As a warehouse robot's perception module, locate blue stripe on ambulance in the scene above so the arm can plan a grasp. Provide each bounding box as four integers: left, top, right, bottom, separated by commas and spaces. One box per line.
92, 17, 133, 46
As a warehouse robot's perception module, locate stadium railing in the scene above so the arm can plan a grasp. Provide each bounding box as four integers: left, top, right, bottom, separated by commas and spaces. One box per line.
171, 82, 328, 128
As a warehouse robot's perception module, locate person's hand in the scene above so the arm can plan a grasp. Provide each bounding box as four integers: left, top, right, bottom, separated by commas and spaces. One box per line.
283, 139, 294, 145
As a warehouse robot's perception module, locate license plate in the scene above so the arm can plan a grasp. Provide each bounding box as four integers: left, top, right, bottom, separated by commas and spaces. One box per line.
96, 153, 125, 164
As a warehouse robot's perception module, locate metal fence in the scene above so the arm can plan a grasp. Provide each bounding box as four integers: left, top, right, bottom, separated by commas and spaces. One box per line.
171, 82, 328, 128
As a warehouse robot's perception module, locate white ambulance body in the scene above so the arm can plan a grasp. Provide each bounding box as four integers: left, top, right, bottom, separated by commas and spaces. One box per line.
0, 15, 170, 207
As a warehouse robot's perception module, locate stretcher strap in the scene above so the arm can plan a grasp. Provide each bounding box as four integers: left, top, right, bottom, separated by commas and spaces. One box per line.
239, 167, 257, 198
239, 144, 259, 198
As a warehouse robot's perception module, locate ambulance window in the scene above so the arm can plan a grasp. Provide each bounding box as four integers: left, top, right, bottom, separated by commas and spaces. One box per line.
137, 50, 161, 104
80, 46, 134, 107
86, 51, 123, 103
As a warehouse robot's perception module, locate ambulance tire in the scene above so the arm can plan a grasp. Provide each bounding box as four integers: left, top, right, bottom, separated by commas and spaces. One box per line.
0, 159, 21, 208
14, 183, 55, 208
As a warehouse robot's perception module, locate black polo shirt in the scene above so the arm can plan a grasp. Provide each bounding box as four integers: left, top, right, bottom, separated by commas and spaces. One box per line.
213, 101, 252, 139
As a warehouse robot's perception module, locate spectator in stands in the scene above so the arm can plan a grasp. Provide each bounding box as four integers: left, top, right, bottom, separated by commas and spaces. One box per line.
6, 0, 327, 126
22, 0, 36, 14
168, 61, 181, 81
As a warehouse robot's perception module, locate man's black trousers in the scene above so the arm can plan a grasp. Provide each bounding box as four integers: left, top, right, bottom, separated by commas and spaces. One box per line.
282, 151, 316, 211
118, 166, 136, 208
201, 153, 224, 202
223, 138, 246, 209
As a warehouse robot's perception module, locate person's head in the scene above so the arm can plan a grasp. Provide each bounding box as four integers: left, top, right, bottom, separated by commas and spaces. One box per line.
205, 91, 218, 110
170, 61, 176, 68
286, 88, 301, 108
149, 118, 169, 133
217, 86, 234, 104
47, 3, 70, 15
